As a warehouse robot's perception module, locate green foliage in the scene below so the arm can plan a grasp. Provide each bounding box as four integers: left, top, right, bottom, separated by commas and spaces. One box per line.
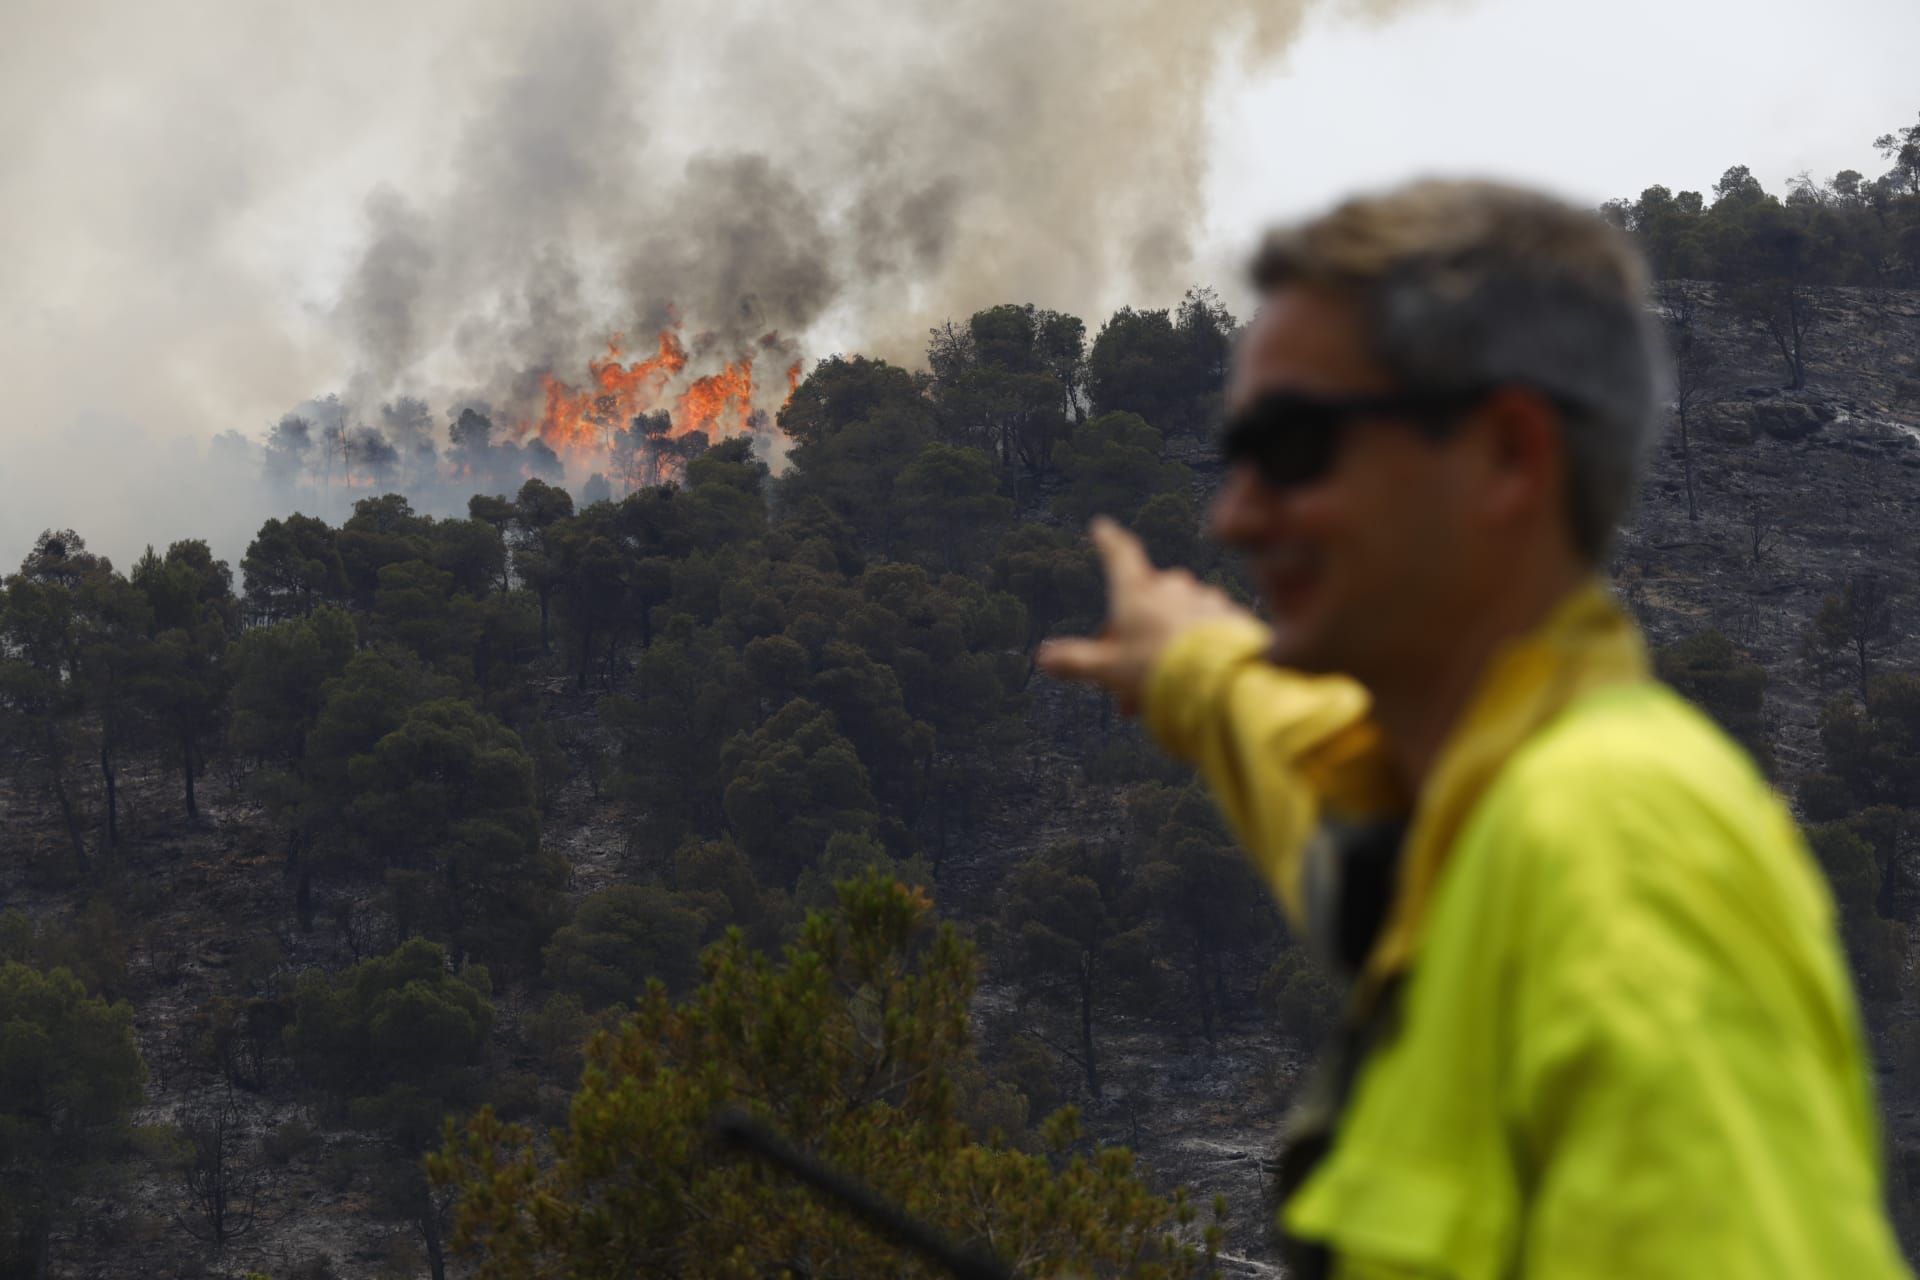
1810, 822, 1881, 926
893, 443, 1014, 570
1608, 122, 1920, 392
0, 901, 132, 999
998, 841, 1159, 1097
1261, 948, 1341, 1040
348, 697, 564, 965
262, 1115, 320, 1166
242, 513, 349, 624
1655, 629, 1773, 773
782, 396, 937, 555
0, 961, 147, 1270
1818, 674, 1920, 812
778, 355, 933, 449
721, 699, 879, 884
1801, 575, 1897, 701
285, 937, 493, 1150
1124, 783, 1277, 1044
228, 606, 357, 761
1051, 411, 1192, 527
793, 831, 931, 912
432, 875, 1217, 1278
992, 523, 1101, 650
543, 885, 718, 1008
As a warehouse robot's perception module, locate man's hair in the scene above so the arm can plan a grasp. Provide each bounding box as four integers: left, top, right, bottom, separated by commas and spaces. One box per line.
1250, 179, 1667, 562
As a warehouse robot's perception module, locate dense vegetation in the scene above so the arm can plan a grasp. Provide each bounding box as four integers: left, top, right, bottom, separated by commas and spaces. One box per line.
1, 111, 1918, 1276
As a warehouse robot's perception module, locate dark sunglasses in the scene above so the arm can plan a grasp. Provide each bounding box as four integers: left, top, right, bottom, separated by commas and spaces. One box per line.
1219, 387, 1492, 489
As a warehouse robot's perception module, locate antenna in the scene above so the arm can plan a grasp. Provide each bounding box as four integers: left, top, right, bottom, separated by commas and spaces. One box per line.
709, 1107, 1018, 1280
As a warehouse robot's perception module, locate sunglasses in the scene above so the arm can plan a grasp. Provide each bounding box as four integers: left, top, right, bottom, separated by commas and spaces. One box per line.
1219, 387, 1492, 489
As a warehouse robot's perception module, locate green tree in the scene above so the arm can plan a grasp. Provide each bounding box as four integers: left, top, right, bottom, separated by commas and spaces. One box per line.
285, 937, 493, 1151
1050, 412, 1191, 528
1655, 629, 1774, 773
507, 478, 575, 652
241, 514, 348, 625
782, 404, 936, 555
133, 604, 232, 821
1086, 298, 1229, 436
607, 622, 754, 850
991, 524, 1100, 659
0, 534, 107, 874
227, 606, 357, 764
721, 698, 880, 884
0, 961, 146, 1276
1819, 673, 1920, 811
1802, 574, 1896, 702
1806, 822, 1908, 1002
73, 566, 151, 849
347, 698, 566, 968
777, 355, 933, 449
1123, 783, 1276, 1047
338, 495, 433, 610
893, 444, 1013, 571
998, 841, 1156, 1098
543, 885, 717, 1008
432, 875, 1218, 1278
928, 307, 1075, 471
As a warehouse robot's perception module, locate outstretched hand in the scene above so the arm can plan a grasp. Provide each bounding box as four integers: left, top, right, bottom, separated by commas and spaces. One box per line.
1036, 517, 1254, 715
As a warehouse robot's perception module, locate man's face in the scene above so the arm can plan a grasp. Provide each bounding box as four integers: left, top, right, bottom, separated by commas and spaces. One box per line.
1210, 284, 1482, 680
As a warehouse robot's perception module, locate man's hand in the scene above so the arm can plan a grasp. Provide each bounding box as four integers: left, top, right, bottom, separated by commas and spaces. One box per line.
1037, 517, 1256, 715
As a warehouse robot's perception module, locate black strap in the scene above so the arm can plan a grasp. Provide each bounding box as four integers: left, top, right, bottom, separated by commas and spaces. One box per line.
1273, 817, 1409, 1275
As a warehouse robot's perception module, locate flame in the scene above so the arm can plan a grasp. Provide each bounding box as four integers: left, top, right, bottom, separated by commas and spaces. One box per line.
535, 327, 689, 456
506, 316, 805, 491
674, 357, 757, 439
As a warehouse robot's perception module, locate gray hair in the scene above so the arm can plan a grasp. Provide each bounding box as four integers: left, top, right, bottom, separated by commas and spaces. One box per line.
1251, 179, 1669, 562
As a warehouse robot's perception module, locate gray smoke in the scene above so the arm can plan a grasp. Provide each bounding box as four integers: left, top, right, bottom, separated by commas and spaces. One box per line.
1, 0, 1412, 566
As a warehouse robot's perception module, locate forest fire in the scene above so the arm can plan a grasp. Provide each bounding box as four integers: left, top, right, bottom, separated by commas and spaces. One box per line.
673, 357, 755, 439
523, 322, 797, 490
532, 327, 688, 456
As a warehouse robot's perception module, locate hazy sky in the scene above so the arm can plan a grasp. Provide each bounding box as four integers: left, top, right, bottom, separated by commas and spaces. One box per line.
2, 0, 1915, 567
1202, 0, 1919, 259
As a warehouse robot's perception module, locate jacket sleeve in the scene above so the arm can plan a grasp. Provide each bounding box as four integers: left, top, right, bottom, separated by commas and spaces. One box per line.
1141, 617, 1385, 928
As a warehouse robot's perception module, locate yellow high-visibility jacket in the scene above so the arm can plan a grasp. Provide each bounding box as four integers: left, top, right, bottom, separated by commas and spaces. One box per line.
1143, 582, 1910, 1278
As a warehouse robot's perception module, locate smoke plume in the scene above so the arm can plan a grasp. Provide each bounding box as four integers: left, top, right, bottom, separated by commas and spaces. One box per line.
1, 0, 1407, 565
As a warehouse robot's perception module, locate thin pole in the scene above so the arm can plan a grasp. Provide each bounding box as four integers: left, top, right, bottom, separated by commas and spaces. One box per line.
709, 1108, 1018, 1280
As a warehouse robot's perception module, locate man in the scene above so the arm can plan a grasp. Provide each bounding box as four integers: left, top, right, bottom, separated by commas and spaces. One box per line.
1039, 180, 1909, 1277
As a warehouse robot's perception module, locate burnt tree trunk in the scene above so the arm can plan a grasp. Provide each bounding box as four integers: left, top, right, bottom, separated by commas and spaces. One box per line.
47, 723, 88, 877
100, 741, 118, 849
1078, 951, 1101, 1099
181, 732, 198, 820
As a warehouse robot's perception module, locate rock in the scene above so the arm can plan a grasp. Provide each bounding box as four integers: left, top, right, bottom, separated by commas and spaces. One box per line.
1750, 399, 1834, 441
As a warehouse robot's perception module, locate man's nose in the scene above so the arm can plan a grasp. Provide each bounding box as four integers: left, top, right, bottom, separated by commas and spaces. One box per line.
1208, 463, 1280, 547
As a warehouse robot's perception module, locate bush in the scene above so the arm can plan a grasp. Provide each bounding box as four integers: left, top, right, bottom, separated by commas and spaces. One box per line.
285, 938, 493, 1151
261, 1115, 319, 1166
1261, 948, 1341, 1041
1655, 630, 1774, 774
527, 992, 592, 1077
542, 885, 716, 1008
287, 1252, 339, 1280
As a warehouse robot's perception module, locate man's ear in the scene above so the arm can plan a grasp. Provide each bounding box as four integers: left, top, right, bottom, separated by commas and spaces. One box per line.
1470, 385, 1564, 531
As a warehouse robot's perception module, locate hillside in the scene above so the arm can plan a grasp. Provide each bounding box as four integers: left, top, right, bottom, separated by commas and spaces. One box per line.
4, 279, 1920, 1279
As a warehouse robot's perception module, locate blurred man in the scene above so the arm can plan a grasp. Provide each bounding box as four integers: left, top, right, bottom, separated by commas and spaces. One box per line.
1040, 180, 1909, 1277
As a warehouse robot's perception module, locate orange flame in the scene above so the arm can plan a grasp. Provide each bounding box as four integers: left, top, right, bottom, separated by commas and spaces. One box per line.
513, 318, 799, 490
674, 357, 757, 439
536, 327, 689, 457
